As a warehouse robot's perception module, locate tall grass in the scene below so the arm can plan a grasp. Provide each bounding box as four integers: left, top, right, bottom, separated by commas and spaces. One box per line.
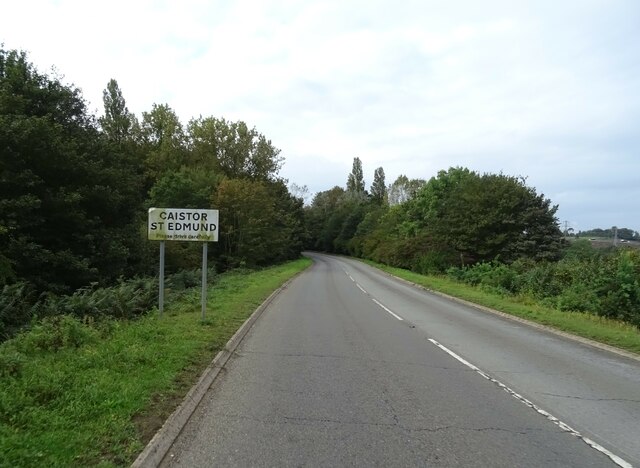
0, 258, 311, 467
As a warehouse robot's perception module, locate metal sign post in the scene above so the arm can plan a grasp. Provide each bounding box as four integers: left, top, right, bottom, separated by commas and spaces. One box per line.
159, 241, 165, 316
148, 208, 219, 319
201, 242, 208, 320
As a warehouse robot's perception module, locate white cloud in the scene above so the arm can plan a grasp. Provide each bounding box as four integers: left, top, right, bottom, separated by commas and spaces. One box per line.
1, 0, 639, 230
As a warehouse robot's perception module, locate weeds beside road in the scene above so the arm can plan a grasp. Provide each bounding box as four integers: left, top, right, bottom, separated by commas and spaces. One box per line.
0, 258, 311, 467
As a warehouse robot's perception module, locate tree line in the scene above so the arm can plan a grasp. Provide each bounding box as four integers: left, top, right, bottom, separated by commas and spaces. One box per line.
0, 48, 304, 300
2, 46, 638, 336
306, 158, 564, 270
304, 158, 640, 326
575, 228, 639, 241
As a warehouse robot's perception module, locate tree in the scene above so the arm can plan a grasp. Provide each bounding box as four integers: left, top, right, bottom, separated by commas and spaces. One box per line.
370, 167, 387, 204
346, 157, 365, 193
213, 179, 303, 267
407, 168, 564, 265
0, 48, 148, 292
388, 175, 425, 205
304, 186, 346, 251
147, 167, 220, 209
99, 79, 135, 144
139, 103, 187, 181
188, 117, 283, 181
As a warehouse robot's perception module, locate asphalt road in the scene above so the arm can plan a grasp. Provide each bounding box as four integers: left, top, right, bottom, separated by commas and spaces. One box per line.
162, 253, 640, 467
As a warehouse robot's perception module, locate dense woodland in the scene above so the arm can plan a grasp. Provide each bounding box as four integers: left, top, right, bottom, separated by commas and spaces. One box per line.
1, 47, 639, 340
0, 48, 304, 338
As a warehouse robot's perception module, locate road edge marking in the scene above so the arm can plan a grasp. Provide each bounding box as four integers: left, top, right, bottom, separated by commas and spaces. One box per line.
372, 298, 404, 321
428, 338, 633, 468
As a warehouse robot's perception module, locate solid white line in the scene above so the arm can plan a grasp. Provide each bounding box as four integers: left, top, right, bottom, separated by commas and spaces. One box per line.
372, 298, 404, 321
427, 339, 632, 468
356, 284, 367, 293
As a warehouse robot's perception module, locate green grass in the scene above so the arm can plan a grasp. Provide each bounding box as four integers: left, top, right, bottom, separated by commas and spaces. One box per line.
362, 259, 640, 356
0, 258, 311, 467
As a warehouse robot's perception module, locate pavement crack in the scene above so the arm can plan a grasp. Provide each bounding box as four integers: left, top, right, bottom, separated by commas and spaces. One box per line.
538, 392, 640, 404
216, 412, 399, 428
281, 415, 397, 428
409, 426, 531, 435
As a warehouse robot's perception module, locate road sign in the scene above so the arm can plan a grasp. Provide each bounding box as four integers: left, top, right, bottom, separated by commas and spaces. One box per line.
148, 207, 220, 319
148, 208, 219, 242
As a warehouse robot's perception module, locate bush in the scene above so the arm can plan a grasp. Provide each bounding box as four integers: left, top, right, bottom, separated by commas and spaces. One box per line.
0, 277, 159, 342
0, 346, 25, 377
12, 315, 99, 354
594, 250, 640, 326
555, 284, 598, 313
443, 248, 640, 328
447, 262, 518, 294
35, 277, 158, 321
0, 282, 38, 341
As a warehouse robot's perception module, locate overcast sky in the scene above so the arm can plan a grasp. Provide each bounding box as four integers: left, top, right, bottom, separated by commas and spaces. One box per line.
2, 0, 639, 232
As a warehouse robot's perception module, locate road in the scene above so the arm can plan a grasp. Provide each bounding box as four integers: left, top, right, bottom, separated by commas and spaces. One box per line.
162, 253, 640, 467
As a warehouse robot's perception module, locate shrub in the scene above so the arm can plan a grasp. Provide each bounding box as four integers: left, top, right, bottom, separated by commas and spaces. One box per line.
447, 262, 517, 294
594, 250, 640, 326
0, 283, 38, 341
555, 284, 598, 313
0, 346, 25, 377
13, 315, 99, 354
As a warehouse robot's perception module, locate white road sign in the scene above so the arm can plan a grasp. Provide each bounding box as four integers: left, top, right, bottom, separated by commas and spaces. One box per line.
148, 208, 219, 242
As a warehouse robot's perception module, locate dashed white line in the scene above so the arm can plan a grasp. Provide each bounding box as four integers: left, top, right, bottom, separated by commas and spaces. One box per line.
372, 298, 404, 321
344, 272, 405, 322
427, 339, 632, 468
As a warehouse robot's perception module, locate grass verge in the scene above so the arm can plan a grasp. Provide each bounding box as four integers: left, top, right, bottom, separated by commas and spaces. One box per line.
0, 258, 311, 467
362, 259, 640, 356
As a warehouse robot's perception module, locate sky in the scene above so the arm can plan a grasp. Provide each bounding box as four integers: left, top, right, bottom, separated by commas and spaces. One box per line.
2, 0, 639, 232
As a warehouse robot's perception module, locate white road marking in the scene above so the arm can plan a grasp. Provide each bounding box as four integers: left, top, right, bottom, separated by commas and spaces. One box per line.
372, 298, 404, 321
343, 270, 356, 282
427, 339, 632, 468
356, 284, 367, 293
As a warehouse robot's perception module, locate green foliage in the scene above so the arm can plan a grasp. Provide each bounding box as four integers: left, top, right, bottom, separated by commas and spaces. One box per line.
595, 250, 640, 325
0, 282, 38, 341
387, 174, 425, 206
139, 103, 188, 181
370, 167, 387, 204
306, 164, 564, 276
12, 315, 100, 354
99, 79, 135, 145
0, 259, 310, 467
0, 252, 15, 286
148, 166, 220, 209
0, 277, 159, 342
346, 157, 365, 193
446, 262, 518, 295
306, 157, 638, 328
446, 248, 640, 327
578, 227, 639, 241
214, 178, 304, 267
188, 116, 283, 181
366, 258, 640, 354
0, 48, 148, 292
1, 47, 305, 324
406, 168, 564, 265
